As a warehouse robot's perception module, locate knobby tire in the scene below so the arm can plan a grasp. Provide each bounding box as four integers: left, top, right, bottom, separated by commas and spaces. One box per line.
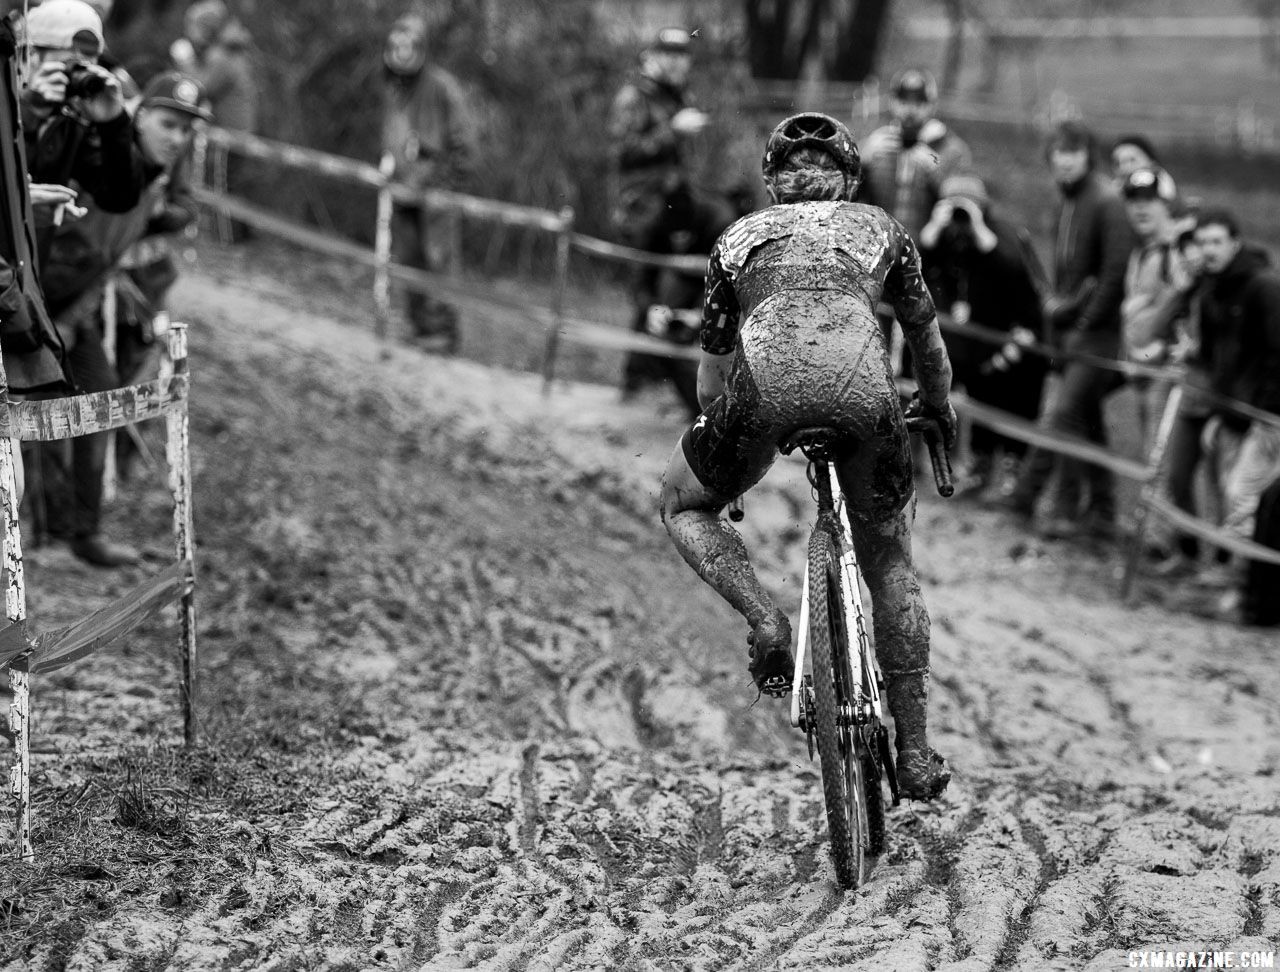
807, 523, 869, 889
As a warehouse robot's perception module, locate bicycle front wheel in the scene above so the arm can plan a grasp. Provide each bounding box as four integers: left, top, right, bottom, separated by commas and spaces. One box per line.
807, 524, 871, 889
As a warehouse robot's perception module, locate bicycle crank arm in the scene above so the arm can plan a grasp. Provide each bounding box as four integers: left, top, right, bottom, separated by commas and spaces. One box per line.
790, 560, 811, 728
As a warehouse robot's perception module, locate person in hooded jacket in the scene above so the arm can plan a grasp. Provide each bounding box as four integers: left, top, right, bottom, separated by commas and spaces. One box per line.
1191, 209, 1280, 553
380, 9, 476, 353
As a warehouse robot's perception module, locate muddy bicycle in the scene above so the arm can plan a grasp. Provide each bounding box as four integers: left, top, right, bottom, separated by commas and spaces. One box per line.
734, 410, 952, 889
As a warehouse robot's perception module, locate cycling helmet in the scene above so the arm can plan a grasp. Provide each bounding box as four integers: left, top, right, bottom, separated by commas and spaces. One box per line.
761, 112, 860, 184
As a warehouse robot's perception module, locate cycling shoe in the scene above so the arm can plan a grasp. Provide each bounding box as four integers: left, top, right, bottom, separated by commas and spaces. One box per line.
748, 613, 794, 697
896, 746, 952, 801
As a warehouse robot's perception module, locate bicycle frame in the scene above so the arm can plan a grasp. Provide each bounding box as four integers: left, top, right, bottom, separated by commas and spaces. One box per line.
790, 460, 883, 730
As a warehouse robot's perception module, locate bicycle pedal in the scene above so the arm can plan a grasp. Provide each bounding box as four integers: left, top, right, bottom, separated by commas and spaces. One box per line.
760, 674, 791, 698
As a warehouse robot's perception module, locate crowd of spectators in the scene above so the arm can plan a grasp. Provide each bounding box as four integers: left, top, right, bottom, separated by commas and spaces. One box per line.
602, 37, 1279, 626
0, 0, 249, 567
850, 67, 1280, 626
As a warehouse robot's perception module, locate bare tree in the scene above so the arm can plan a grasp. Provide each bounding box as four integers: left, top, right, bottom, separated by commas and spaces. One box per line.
743, 0, 893, 82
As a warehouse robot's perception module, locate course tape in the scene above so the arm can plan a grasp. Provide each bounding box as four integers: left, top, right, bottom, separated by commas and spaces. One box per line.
569, 233, 707, 274
0, 374, 188, 441
207, 128, 569, 232
0, 560, 193, 672
1143, 495, 1280, 567
200, 134, 1280, 434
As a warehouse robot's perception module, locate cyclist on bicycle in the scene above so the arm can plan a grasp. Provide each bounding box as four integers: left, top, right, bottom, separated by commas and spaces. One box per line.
659, 112, 957, 800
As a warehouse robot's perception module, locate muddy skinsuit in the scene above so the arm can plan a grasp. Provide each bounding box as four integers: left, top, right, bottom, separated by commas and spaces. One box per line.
670, 200, 949, 784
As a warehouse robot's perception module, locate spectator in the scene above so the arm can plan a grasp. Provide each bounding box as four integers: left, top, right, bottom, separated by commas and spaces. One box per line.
170, 0, 255, 133
917, 173, 1048, 497
1151, 229, 1213, 574
34, 71, 208, 567
1192, 210, 1280, 555
859, 67, 971, 240
998, 121, 1136, 541
1118, 165, 1183, 447
380, 9, 476, 353
607, 27, 707, 251
1108, 134, 1160, 185
19, 0, 146, 265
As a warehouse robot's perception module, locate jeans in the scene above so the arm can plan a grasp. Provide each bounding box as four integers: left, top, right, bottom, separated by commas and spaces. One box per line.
1012, 351, 1125, 518
1224, 423, 1280, 540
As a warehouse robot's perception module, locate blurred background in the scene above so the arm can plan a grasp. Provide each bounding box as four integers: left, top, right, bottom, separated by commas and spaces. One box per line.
97, 0, 1280, 252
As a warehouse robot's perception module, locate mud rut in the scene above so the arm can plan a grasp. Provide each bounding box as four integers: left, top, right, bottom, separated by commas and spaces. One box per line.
17, 271, 1279, 972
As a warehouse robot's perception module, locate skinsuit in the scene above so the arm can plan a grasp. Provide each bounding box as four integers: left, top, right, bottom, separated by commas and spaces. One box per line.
659, 114, 956, 800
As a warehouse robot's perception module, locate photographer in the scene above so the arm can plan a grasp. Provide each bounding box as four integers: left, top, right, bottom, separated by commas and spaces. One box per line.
919, 174, 1048, 497
20, 0, 145, 264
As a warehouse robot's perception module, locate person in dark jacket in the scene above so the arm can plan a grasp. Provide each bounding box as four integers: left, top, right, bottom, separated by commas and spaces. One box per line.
607, 27, 708, 250
379, 9, 476, 352
918, 173, 1048, 497
1192, 210, 1280, 547
33, 72, 208, 567
19, 0, 145, 267
1000, 121, 1136, 539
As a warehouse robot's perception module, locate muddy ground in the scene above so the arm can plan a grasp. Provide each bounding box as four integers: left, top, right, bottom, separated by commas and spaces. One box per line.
2, 247, 1278, 971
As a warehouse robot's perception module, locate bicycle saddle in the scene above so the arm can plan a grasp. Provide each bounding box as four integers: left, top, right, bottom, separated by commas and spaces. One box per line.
779, 426, 850, 462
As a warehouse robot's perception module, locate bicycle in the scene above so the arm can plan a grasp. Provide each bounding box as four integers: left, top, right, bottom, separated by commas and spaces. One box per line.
734, 410, 952, 889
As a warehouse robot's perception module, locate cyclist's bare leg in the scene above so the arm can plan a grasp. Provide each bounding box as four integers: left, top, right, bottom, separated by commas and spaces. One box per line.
659, 442, 793, 690
845, 499, 951, 800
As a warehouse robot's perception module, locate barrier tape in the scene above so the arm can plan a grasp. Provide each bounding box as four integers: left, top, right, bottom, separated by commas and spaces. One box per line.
202, 131, 1280, 435
948, 389, 1153, 482
207, 128, 570, 233
0, 561, 192, 672
1143, 495, 1280, 567
569, 233, 707, 274
0, 373, 188, 441
195, 187, 555, 326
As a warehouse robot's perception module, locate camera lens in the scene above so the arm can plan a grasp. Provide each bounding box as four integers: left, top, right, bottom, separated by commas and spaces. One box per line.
66, 64, 107, 100
950, 207, 970, 225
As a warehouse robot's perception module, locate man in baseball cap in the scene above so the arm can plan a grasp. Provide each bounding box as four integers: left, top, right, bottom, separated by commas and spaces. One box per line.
23, 0, 104, 56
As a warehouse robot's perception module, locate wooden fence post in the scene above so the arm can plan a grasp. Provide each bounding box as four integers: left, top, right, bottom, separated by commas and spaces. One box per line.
3, 431, 31, 862
164, 323, 198, 746
541, 207, 575, 393
373, 153, 395, 347
1121, 380, 1185, 601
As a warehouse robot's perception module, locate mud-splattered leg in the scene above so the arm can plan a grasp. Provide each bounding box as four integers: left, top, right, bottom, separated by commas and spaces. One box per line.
848, 500, 950, 799
659, 441, 792, 687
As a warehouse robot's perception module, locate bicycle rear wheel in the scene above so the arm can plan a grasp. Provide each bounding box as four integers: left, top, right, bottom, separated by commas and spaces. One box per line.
807, 524, 871, 889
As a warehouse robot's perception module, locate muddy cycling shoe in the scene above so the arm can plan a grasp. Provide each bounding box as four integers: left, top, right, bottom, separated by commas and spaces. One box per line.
896, 746, 952, 801
747, 614, 794, 698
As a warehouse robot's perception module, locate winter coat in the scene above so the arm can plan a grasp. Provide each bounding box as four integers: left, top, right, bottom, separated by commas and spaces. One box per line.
607, 73, 690, 195
381, 65, 475, 194
1196, 245, 1280, 420
1121, 240, 1182, 363
920, 212, 1046, 380
21, 98, 148, 270
859, 120, 971, 240
1045, 172, 1135, 353
42, 145, 191, 322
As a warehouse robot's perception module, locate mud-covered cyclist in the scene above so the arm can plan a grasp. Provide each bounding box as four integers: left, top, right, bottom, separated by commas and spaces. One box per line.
658, 113, 957, 801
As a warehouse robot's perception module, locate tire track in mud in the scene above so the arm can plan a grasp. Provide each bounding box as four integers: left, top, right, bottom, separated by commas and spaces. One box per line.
38, 272, 1280, 971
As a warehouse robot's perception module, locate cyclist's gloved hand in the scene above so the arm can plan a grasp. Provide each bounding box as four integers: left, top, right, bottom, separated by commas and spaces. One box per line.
922, 398, 959, 451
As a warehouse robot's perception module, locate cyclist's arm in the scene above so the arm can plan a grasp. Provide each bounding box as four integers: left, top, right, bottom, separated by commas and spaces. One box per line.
886, 229, 952, 407
697, 248, 740, 409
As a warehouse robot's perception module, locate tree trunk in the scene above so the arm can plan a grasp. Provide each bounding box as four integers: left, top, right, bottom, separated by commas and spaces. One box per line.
940, 0, 964, 95
825, 0, 893, 83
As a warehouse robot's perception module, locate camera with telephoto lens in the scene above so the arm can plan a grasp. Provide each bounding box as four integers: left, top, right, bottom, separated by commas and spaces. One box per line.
65, 61, 108, 100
